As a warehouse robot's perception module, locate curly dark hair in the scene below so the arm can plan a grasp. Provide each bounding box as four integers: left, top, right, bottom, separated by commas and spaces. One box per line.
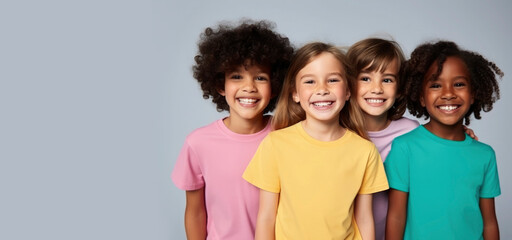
403, 41, 503, 125
193, 20, 294, 113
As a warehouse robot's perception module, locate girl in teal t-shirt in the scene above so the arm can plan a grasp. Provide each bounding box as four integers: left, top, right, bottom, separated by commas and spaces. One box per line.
385, 41, 503, 240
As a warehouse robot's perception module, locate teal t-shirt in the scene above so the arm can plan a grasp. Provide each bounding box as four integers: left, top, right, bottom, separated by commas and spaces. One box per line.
384, 126, 501, 240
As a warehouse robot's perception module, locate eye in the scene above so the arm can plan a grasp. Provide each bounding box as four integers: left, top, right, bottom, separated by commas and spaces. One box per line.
230, 74, 242, 80
383, 78, 394, 83
454, 82, 466, 87
328, 78, 341, 83
429, 83, 441, 89
360, 77, 370, 82
256, 76, 268, 81
303, 79, 314, 84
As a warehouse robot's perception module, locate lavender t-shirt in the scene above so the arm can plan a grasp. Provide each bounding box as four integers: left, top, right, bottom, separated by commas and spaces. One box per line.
368, 117, 419, 240
172, 119, 271, 240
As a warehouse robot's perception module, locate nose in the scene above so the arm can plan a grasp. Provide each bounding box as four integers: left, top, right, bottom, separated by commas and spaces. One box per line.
242, 79, 257, 93
441, 85, 456, 100
371, 81, 383, 94
315, 82, 329, 96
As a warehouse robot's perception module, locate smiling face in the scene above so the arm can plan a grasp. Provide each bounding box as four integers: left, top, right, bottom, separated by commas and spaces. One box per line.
356, 58, 399, 121
292, 52, 350, 126
220, 63, 272, 124
421, 56, 474, 131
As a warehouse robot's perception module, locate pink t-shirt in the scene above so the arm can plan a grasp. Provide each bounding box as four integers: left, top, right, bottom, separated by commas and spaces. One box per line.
172, 118, 271, 240
368, 117, 419, 240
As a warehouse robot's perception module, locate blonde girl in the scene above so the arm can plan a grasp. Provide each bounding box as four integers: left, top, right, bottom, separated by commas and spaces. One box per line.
243, 42, 388, 240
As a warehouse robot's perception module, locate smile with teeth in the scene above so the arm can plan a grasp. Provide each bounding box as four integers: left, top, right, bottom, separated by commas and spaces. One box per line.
365, 98, 385, 103
438, 105, 459, 111
312, 101, 333, 107
238, 98, 258, 104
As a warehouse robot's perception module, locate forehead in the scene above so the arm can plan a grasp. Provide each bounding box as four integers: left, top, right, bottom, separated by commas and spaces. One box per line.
298, 52, 343, 75
362, 57, 400, 74
425, 56, 470, 81
227, 61, 271, 73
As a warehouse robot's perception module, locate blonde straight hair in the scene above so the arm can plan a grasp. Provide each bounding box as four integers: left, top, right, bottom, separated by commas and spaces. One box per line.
272, 42, 369, 140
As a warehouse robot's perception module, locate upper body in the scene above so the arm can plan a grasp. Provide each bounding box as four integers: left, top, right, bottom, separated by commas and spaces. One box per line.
384, 125, 501, 240
243, 122, 389, 239
172, 119, 272, 239
386, 40, 503, 240
368, 117, 419, 239
176, 20, 293, 239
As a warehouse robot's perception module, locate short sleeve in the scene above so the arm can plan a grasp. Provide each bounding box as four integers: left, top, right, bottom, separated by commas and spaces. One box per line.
384, 139, 410, 193
359, 144, 389, 194
171, 140, 204, 190
243, 135, 280, 193
480, 149, 501, 198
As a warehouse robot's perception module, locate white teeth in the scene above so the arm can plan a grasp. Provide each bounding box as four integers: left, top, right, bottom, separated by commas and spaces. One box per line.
313, 102, 332, 107
238, 98, 257, 104
439, 105, 458, 111
366, 99, 384, 103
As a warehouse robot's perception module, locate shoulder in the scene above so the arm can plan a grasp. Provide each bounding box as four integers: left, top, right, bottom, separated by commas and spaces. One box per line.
257, 125, 299, 149
395, 117, 420, 127
346, 130, 378, 149
184, 119, 223, 144
391, 117, 420, 132
268, 123, 300, 138
468, 139, 496, 156
389, 125, 424, 148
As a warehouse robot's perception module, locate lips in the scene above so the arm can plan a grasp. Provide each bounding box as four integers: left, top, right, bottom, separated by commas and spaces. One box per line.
312, 101, 333, 107
437, 105, 460, 111
238, 98, 258, 104
365, 98, 385, 103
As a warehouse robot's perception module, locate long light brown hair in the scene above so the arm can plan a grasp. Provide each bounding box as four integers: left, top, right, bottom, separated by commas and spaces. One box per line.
272, 42, 369, 140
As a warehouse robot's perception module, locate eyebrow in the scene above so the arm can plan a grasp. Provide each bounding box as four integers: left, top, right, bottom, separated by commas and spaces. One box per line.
299, 72, 343, 80
428, 75, 469, 82
360, 70, 397, 78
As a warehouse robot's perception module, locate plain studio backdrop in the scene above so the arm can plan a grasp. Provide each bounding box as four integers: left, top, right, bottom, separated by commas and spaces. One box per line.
1, 0, 511, 239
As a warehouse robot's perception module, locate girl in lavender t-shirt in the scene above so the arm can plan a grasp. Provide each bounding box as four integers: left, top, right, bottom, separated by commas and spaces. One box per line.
347, 37, 417, 240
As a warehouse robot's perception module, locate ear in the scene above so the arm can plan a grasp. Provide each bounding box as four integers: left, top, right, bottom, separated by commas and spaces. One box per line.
292, 91, 300, 103
218, 89, 226, 96
420, 95, 425, 107
470, 92, 475, 105
345, 89, 351, 101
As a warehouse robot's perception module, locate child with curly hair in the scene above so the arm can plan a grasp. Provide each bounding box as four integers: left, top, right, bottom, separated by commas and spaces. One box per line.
243, 42, 388, 239
171, 20, 293, 239
385, 41, 503, 240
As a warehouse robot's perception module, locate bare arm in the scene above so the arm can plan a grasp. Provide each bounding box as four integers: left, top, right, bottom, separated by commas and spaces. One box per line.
185, 188, 207, 240
386, 189, 408, 240
480, 198, 499, 240
255, 189, 279, 240
354, 194, 375, 240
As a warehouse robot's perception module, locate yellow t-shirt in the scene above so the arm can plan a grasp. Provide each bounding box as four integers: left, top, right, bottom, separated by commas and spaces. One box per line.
243, 122, 389, 240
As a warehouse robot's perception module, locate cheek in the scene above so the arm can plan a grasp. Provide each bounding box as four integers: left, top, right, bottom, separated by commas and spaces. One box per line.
386, 85, 398, 98
356, 84, 365, 98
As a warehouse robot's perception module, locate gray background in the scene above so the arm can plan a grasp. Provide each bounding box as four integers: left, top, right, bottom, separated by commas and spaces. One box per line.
2, 0, 511, 239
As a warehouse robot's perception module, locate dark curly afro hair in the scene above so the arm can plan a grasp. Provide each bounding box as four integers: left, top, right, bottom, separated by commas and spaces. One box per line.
193, 20, 294, 113
403, 41, 503, 125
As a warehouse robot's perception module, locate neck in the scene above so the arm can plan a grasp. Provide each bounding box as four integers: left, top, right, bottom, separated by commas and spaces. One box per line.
424, 122, 466, 141
301, 118, 346, 142
223, 115, 269, 134
364, 113, 391, 132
